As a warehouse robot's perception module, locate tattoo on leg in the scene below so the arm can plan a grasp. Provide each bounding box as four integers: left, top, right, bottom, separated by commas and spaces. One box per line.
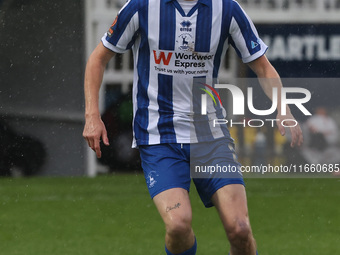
166, 202, 181, 212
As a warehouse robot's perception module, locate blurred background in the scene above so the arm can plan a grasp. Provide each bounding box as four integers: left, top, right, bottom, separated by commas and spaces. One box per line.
0, 0, 340, 177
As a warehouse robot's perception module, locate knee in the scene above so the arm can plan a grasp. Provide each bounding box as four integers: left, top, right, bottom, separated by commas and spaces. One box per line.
227, 219, 252, 245
166, 215, 192, 238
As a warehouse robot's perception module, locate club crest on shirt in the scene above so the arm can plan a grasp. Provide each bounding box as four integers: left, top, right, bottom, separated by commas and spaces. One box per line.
107, 15, 118, 37
176, 33, 195, 51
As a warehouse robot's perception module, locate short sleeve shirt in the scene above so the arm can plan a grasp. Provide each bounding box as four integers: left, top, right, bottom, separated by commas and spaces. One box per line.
102, 0, 268, 147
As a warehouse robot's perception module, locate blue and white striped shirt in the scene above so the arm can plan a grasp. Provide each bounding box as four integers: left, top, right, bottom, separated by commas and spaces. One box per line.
102, 0, 268, 147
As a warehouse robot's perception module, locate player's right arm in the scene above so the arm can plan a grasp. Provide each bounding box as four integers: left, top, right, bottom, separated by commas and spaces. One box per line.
83, 43, 116, 158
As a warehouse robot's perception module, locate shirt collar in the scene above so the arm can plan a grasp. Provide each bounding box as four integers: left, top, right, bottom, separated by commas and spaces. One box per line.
164, 0, 211, 7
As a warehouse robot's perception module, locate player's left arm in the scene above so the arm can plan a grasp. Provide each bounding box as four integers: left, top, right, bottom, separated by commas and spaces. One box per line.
247, 55, 303, 147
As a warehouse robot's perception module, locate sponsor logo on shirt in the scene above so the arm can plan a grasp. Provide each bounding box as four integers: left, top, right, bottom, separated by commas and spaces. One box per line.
153, 50, 214, 70
153, 50, 173, 65
180, 20, 192, 32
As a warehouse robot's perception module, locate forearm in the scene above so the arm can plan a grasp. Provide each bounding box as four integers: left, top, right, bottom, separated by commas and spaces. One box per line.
248, 55, 303, 147
84, 43, 115, 118
248, 56, 290, 115
258, 72, 291, 116
83, 43, 114, 157
84, 55, 106, 118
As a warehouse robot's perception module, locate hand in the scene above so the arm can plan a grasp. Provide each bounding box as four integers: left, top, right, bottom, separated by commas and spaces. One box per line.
83, 115, 109, 158
276, 112, 303, 148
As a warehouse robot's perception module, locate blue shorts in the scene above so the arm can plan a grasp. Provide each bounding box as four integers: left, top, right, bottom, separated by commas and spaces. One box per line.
139, 138, 245, 208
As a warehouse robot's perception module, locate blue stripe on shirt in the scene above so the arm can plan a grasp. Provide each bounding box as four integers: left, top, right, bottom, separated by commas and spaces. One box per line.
213, 0, 233, 78
192, 77, 214, 142
157, 74, 176, 143
134, 0, 150, 145
195, 2, 212, 53
159, 0, 176, 50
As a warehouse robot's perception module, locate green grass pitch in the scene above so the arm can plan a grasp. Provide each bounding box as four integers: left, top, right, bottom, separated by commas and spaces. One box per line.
0, 175, 339, 255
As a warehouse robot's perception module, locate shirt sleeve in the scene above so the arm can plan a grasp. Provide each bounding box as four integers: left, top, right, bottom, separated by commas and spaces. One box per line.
101, 0, 139, 54
229, 1, 268, 63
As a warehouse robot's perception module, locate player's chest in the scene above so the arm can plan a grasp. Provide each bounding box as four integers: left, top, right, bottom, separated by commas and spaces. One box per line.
146, 6, 219, 54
